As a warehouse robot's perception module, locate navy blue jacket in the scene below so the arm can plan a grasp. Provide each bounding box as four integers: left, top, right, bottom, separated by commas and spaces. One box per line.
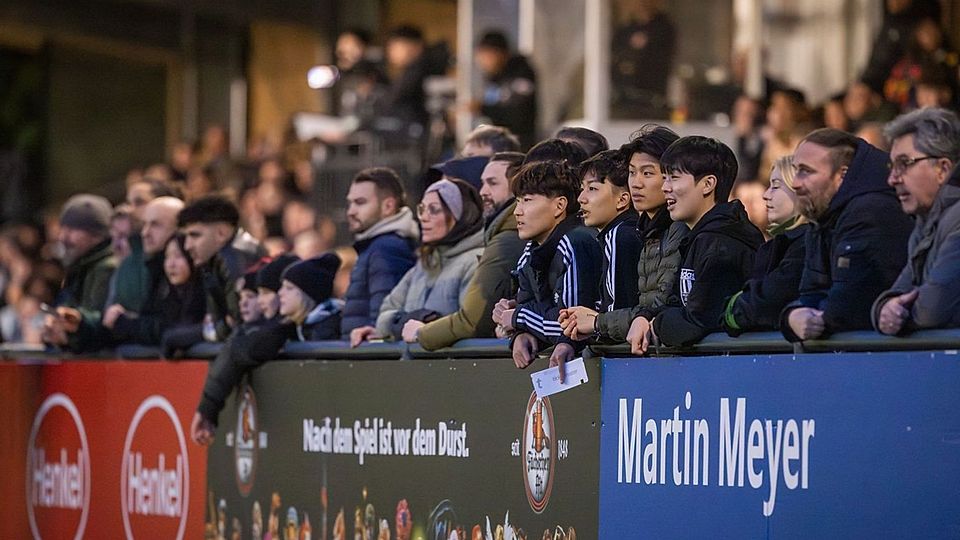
781, 140, 914, 340
511, 215, 603, 350
341, 225, 418, 337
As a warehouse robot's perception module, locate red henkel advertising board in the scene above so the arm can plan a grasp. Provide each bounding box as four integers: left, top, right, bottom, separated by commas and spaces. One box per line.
0, 360, 208, 539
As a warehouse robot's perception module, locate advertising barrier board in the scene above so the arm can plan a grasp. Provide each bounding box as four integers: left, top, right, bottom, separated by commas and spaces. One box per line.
0, 360, 208, 539
599, 352, 960, 538
206, 358, 601, 539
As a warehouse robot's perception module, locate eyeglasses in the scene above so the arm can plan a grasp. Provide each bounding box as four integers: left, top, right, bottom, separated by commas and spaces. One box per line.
416, 203, 445, 217
888, 155, 941, 176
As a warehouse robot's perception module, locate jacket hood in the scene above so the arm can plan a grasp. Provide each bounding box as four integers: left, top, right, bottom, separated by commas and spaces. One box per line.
827, 139, 894, 215
690, 200, 765, 250
354, 207, 420, 243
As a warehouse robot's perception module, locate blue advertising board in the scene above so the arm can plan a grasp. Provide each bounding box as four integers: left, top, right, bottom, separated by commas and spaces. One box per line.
599, 352, 960, 538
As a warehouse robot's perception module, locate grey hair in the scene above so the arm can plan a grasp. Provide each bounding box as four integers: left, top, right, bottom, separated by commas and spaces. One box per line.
883, 107, 960, 163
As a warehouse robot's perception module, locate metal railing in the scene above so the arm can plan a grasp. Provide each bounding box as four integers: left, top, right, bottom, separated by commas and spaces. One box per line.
3, 330, 959, 362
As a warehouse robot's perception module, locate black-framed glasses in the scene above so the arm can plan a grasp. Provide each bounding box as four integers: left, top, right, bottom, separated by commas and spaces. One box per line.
888, 155, 942, 176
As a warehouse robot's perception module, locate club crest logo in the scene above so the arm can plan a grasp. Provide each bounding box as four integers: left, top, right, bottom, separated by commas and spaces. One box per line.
679, 268, 695, 306
521, 391, 555, 513
235, 384, 258, 496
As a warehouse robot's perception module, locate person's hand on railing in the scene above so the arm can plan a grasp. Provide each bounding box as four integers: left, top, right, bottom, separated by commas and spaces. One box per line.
401, 320, 424, 343
559, 306, 597, 341
492, 298, 517, 332
512, 332, 539, 370
190, 411, 215, 446
350, 325, 379, 348
788, 308, 825, 340
549, 342, 575, 383
627, 316, 653, 355
877, 289, 918, 336
101, 304, 127, 330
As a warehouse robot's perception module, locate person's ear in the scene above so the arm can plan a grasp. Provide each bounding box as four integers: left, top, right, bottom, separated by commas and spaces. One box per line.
616, 188, 631, 211
937, 159, 954, 185
380, 196, 397, 216
555, 196, 568, 218
700, 175, 718, 198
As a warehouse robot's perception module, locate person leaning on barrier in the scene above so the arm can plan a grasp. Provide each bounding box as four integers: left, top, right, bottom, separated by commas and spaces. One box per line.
558, 149, 642, 341
353, 179, 484, 345
178, 195, 265, 344
407, 152, 527, 349
341, 168, 419, 339
559, 125, 684, 343
41, 194, 117, 352
626, 136, 764, 354
102, 198, 197, 345
192, 254, 341, 445
492, 159, 602, 380
722, 155, 810, 335
873, 108, 960, 334
781, 129, 914, 341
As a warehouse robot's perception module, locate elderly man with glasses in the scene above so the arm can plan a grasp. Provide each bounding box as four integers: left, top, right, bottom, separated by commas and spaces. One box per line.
873, 108, 960, 335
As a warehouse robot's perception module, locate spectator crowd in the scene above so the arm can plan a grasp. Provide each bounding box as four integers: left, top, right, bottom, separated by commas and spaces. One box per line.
2, 13, 960, 446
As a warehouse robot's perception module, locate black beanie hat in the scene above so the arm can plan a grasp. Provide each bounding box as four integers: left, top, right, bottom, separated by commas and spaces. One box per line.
256, 254, 300, 292
240, 270, 258, 292
281, 253, 341, 304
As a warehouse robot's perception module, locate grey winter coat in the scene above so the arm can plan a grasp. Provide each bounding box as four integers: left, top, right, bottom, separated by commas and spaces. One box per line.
375, 229, 485, 339
871, 183, 960, 331
596, 209, 687, 341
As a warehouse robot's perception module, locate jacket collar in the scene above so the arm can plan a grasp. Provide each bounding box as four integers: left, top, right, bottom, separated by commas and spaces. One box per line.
530, 215, 580, 268
68, 238, 112, 273
354, 207, 420, 246
597, 209, 639, 241
637, 206, 673, 240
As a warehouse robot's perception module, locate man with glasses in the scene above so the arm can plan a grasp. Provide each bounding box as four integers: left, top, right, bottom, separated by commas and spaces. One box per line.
781, 128, 913, 341
873, 108, 960, 334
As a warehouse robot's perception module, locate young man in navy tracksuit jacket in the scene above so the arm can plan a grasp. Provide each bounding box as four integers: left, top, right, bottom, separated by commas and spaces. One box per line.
491, 159, 602, 380
627, 136, 764, 353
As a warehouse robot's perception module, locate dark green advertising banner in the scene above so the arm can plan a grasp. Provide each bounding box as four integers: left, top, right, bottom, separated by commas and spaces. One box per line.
206, 358, 600, 539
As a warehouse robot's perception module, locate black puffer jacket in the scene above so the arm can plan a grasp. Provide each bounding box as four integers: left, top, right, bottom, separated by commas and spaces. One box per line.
781, 140, 914, 340
596, 206, 687, 341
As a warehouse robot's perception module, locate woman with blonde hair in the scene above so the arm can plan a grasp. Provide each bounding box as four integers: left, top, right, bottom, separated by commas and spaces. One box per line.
722, 155, 810, 335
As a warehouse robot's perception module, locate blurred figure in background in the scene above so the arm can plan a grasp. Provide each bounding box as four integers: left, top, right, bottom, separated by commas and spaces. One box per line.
474, 31, 538, 149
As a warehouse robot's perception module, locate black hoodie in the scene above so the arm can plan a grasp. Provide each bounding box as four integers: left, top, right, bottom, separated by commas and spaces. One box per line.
781, 140, 914, 340
651, 200, 764, 346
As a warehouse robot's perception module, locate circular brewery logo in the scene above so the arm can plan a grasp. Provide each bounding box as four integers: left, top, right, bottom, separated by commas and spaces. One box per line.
26, 393, 91, 540
121, 395, 190, 540
235, 384, 258, 496
521, 391, 556, 513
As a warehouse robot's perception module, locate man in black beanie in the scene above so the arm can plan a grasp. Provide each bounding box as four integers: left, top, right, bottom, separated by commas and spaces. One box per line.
42, 194, 117, 351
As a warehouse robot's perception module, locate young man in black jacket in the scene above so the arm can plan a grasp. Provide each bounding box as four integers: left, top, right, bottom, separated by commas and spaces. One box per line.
627, 136, 764, 354
558, 149, 642, 340
491, 160, 602, 381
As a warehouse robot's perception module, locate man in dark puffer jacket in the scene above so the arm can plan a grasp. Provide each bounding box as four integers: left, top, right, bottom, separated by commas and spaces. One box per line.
781, 129, 913, 341
341, 168, 419, 340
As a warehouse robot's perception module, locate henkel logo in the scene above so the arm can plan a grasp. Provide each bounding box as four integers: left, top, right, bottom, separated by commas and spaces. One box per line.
121, 395, 190, 540
235, 385, 258, 496
522, 391, 556, 513
26, 393, 91, 540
